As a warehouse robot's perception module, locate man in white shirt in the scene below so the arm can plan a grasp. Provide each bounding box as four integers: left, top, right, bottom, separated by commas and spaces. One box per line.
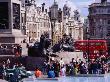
60, 58, 64, 68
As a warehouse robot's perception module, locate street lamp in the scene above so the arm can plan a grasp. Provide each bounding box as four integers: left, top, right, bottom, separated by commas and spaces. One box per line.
87, 32, 90, 62
106, 34, 110, 55
86, 27, 90, 70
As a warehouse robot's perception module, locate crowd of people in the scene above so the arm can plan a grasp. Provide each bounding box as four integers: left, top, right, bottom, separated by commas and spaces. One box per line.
0, 59, 30, 82
0, 44, 22, 56
35, 56, 109, 78
0, 58, 109, 81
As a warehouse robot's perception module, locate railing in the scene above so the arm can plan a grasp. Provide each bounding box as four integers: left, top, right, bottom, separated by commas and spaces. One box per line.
0, 43, 21, 55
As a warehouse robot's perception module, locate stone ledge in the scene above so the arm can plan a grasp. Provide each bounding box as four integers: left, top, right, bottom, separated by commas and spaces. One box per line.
73, 73, 110, 77
74, 74, 104, 77
37, 78, 59, 80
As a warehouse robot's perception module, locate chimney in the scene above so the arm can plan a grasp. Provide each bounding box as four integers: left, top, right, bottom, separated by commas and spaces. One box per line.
42, 3, 45, 12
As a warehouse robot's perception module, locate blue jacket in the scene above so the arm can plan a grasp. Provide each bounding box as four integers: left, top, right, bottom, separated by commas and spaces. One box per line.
48, 70, 55, 78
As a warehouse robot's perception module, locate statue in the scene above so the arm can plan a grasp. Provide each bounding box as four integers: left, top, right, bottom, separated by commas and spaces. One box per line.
74, 10, 81, 22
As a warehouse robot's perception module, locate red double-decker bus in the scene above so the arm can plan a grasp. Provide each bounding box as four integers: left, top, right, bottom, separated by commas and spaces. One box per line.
74, 40, 108, 59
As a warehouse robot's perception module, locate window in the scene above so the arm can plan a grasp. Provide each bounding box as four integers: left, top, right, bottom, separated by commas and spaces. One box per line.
0, 2, 9, 29
107, 27, 110, 36
96, 43, 101, 46
38, 32, 39, 37
93, 9, 96, 13
108, 20, 110, 24
108, 9, 110, 13
22, 17, 23, 23
90, 43, 95, 46
27, 32, 29, 36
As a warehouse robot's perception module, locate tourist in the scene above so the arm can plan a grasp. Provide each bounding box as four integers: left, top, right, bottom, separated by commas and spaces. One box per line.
74, 62, 79, 75
6, 59, 11, 69
13, 65, 20, 82
60, 65, 66, 77
47, 66, 55, 78
42, 60, 48, 74
72, 58, 76, 63
79, 61, 87, 74
69, 62, 75, 75
88, 62, 92, 74
60, 58, 64, 68
97, 61, 102, 74
9, 73, 16, 82
52, 60, 60, 77
0, 63, 3, 79
66, 64, 70, 75
35, 67, 42, 78
92, 61, 98, 74
101, 61, 106, 74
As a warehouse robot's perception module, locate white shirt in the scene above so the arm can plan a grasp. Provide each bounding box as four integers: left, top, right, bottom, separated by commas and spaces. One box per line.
60, 60, 64, 67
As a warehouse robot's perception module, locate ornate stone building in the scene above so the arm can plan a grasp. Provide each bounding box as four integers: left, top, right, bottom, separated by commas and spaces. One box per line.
83, 18, 89, 40
67, 16, 83, 40
49, 1, 83, 45
63, 4, 83, 41
88, 0, 110, 39
88, 0, 110, 54
49, 1, 63, 44
25, 1, 51, 43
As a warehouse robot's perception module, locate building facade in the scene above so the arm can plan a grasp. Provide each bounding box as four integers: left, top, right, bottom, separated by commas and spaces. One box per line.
83, 18, 89, 40
63, 4, 83, 41
49, 1, 84, 45
88, 0, 110, 39
25, 1, 51, 43
49, 1, 63, 44
68, 17, 83, 40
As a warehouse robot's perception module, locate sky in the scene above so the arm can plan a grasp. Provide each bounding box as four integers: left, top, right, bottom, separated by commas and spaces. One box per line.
36, 0, 110, 17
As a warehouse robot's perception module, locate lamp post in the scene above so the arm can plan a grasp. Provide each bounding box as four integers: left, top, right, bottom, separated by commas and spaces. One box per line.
87, 32, 90, 62
86, 27, 90, 71
106, 34, 110, 55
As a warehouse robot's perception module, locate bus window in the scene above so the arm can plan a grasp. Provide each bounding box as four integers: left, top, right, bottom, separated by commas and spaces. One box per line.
74, 40, 108, 60
95, 43, 101, 46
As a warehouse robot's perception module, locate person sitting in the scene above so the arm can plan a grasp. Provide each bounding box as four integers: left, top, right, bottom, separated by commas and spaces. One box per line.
60, 65, 66, 76
35, 67, 42, 78
47, 67, 55, 78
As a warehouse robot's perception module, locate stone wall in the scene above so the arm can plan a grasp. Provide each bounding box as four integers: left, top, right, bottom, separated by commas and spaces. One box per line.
0, 37, 15, 43
57, 51, 85, 64
26, 57, 46, 71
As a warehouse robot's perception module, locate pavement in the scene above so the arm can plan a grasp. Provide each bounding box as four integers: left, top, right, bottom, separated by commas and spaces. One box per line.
0, 79, 8, 82
21, 73, 110, 82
